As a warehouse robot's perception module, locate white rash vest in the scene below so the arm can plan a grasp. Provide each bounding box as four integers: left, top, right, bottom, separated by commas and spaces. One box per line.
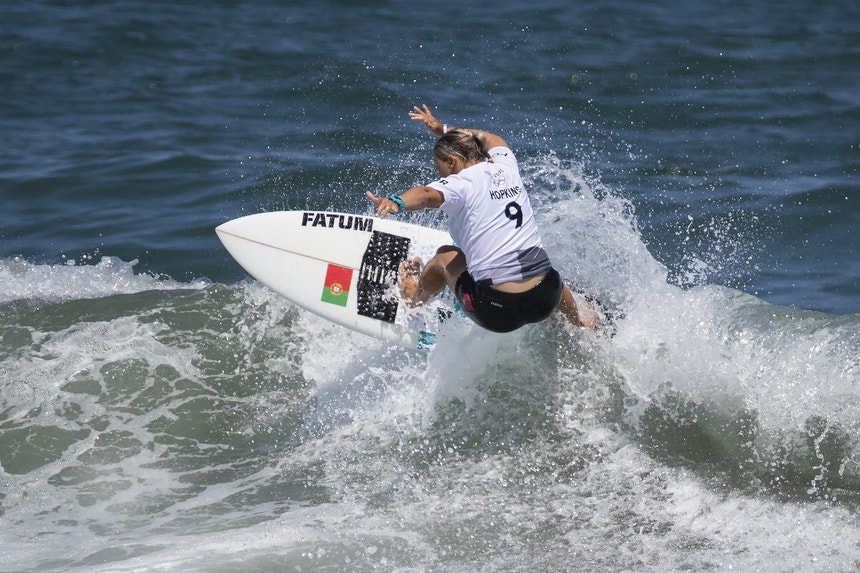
428, 146, 552, 284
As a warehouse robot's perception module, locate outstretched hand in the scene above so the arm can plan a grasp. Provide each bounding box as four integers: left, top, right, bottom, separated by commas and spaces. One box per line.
409, 104, 445, 136
365, 191, 397, 218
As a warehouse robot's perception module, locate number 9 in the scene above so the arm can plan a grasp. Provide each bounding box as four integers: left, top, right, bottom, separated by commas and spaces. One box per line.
504, 201, 523, 228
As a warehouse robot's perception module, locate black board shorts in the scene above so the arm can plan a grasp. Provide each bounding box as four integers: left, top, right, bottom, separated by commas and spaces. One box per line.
454, 268, 564, 333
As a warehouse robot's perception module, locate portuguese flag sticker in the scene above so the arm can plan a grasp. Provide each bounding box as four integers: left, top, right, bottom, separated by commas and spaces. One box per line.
321, 263, 353, 306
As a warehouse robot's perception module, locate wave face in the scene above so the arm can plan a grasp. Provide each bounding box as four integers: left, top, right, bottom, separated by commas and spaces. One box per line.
2, 160, 858, 571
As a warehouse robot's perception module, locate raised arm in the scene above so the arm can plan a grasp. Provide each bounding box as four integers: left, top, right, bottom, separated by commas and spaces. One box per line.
408, 104, 508, 149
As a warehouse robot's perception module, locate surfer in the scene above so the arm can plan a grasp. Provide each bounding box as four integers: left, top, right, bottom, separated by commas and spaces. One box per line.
367, 104, 597, 332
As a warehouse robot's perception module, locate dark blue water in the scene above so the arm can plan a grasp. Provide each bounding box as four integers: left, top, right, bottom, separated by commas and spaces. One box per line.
2, 1, 859, 571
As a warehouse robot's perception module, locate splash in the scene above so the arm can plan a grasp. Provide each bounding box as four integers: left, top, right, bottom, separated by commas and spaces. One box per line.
0, 256, 209, 304
523, 153, 860, 498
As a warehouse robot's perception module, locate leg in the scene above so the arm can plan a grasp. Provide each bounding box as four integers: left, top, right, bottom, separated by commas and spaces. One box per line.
558, 284, 598, 329
399, 245, 466, 307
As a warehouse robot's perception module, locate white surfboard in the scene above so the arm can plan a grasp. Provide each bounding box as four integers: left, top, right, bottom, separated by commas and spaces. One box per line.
216, 210, 455, 348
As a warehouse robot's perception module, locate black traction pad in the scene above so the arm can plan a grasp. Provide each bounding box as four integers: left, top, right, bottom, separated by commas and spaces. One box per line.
357, 230, 411, 323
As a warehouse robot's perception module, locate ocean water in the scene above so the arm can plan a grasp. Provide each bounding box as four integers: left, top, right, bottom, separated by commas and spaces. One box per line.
1, 1, 858, 571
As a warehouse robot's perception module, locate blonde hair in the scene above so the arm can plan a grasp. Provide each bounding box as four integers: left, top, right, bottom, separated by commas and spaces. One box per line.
433, 128, 491, 164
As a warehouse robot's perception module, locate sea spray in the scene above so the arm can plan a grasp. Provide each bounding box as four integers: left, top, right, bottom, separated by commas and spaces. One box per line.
530, 155, 860, 499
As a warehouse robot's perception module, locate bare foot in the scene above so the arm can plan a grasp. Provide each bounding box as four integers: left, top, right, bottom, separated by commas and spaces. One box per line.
398, 257, 422, 305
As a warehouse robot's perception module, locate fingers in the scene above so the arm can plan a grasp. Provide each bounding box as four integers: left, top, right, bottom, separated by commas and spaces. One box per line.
365, 190, 379, 202
409, 104, 434, 122
366, 191, 385, 218
366, 191, 394, 219
409, 104, 444, 136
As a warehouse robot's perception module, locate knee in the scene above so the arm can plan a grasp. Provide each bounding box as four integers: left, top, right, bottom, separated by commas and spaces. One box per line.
428, 245, 466, 285
435, 245, 461, 257
432, 245, 465, 269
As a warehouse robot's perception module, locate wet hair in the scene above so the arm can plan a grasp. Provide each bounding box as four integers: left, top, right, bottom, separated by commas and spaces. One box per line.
433, 128, 491, 164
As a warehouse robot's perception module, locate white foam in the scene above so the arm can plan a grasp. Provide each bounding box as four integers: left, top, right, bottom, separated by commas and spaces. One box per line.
0, 256, 209, 304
